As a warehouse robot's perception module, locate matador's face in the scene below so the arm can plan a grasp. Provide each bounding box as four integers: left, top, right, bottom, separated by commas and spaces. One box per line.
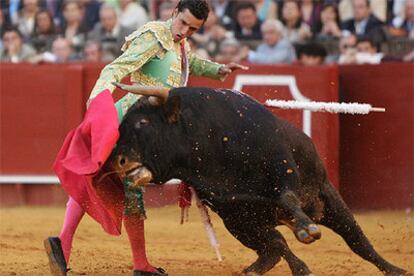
171, 8, 204, 42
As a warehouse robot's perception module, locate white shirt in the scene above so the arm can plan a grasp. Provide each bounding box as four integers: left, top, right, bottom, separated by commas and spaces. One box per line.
354, 18, 368, 35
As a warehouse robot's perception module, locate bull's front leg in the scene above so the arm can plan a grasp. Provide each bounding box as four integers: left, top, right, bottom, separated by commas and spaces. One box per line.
278, 190, 321, 244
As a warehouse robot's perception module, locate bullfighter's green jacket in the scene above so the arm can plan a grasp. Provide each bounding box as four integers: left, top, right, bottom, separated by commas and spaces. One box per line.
89, 19, 224, 117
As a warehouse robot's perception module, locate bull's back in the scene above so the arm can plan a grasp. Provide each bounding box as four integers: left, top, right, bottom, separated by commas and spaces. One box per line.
170, 87, 279, 132
171, 87, 282, 151
170, 87, 327, 189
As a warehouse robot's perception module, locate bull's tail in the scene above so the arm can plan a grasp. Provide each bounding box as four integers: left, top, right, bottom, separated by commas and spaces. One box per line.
319, 183, 407, 275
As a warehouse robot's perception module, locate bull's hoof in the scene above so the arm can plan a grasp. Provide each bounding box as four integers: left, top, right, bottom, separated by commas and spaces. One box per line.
383, 267, 408, 276
295, 224, 321, 244
43, 237, 68, 276
242, 255, 279, 276
133, 267, 168, 276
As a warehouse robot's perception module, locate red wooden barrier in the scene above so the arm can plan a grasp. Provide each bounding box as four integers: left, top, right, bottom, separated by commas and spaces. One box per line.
0, 64, 84, 174
339, 63, 413, 209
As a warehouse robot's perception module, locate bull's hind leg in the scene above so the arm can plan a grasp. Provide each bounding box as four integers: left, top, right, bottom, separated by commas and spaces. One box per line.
273, 157, 322, 244
223, 219, 313, 275
320, 184, 407, 275
278, 190, 321, 244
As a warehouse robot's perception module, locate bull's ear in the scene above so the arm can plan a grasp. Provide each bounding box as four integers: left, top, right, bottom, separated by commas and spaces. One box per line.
164, 96, 181, 124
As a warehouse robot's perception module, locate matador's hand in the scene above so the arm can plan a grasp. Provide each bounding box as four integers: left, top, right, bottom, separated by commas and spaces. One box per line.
218, 62, 249, 79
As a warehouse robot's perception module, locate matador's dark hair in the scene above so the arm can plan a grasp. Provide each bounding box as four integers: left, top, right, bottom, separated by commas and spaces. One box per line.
176, 0, 210, 21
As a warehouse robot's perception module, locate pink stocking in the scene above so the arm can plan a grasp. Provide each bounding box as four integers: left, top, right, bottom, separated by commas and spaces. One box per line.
58, 197, 85, 264
123, 214, 156, 272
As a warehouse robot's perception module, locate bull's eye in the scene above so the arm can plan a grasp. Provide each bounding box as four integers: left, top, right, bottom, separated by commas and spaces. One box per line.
135, 118, 150, 129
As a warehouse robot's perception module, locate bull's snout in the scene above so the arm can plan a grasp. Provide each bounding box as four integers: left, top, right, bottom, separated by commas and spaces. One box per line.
112, 154, 153, 188
127, 167, 153, 189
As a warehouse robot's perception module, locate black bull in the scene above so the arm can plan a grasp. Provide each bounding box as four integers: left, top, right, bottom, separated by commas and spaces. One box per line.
109, 87, 406, 275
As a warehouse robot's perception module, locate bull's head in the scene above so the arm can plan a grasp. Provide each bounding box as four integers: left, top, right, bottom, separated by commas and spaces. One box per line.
110, 82, 181, 188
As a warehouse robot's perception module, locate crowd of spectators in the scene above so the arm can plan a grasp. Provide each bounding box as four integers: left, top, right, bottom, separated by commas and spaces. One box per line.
1, 0, 413, 65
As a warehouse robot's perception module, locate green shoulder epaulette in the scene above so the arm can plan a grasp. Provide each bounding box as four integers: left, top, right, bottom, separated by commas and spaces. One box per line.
121, 20, 174, 52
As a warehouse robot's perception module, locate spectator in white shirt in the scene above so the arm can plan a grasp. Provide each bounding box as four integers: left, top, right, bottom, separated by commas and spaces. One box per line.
339, 36, 384, 64
241, 19, 296, 64
354, 37, 383, 63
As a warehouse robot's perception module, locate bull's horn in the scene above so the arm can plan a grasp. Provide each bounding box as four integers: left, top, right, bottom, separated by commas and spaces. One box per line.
112, 82, 170, 103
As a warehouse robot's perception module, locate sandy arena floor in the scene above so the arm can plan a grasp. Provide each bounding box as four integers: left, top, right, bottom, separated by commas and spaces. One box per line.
0, 206, 413, 275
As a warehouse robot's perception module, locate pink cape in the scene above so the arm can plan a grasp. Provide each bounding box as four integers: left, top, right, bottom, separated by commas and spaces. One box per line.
53, 90, 124, 235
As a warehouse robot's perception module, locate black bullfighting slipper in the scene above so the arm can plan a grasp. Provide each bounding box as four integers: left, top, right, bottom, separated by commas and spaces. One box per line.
133, 267, 168, 276
44, 236, 69, 276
